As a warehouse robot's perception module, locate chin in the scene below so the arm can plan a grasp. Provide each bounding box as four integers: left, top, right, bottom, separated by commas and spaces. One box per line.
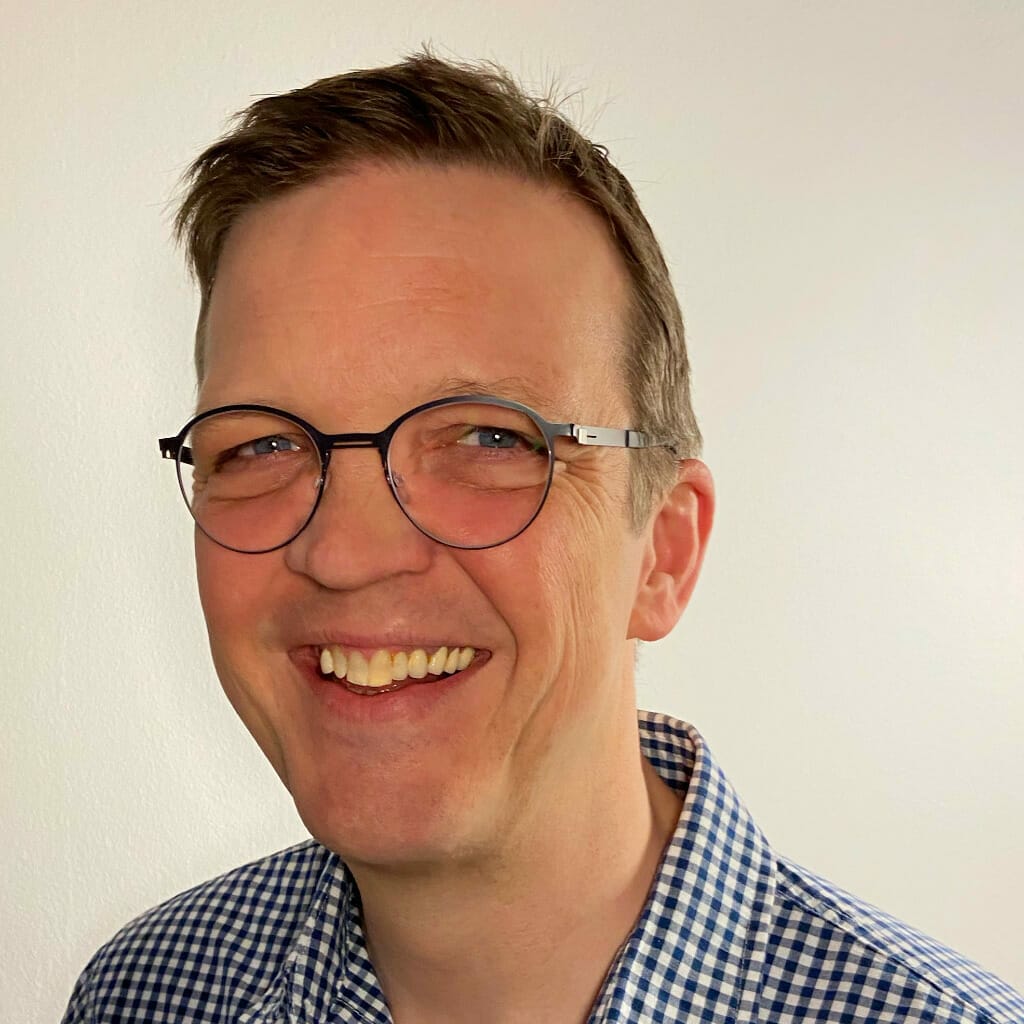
289, 766, 491, 870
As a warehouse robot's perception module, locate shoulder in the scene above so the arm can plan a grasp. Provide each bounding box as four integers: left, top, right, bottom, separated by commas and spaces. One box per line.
765, 856, 1024, 1024
63, 840, 334, 1023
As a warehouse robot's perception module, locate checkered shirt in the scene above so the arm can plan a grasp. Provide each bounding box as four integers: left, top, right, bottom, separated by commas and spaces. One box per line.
63, 712, 1024, 1022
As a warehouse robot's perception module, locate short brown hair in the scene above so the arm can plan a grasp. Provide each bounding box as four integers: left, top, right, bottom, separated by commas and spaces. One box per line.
175, 52, 701, 525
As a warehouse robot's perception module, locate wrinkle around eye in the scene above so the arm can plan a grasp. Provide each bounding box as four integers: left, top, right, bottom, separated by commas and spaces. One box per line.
552, 452, 625, 515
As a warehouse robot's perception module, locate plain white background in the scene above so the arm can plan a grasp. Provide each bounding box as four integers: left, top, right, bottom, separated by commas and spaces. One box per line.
2, 2, 1021, 1019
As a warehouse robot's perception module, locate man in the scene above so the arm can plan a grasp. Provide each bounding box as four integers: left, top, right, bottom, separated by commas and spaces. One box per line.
63, 54, 1023, 1023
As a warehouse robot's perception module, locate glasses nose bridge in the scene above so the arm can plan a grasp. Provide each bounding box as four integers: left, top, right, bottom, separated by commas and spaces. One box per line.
309, 429, 405, 540
317, 431, 394, 508
322, 429, 390, 465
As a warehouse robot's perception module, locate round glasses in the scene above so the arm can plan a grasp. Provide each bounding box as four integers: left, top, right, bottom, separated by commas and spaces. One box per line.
158, 395, 673, 553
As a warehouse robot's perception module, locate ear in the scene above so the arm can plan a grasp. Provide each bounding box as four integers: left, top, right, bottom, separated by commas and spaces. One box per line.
627, 459, 715, 642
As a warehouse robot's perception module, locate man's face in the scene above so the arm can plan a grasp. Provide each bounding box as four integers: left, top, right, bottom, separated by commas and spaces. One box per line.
197, 163, 662, 866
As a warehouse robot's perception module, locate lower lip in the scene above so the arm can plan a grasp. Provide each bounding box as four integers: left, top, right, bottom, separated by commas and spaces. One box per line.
290, 650, 490, 725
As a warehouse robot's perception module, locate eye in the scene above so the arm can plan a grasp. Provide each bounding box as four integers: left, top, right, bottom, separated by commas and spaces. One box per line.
457, 426, 535, 451
215, 433, 305, 470
237, 435, 302, 457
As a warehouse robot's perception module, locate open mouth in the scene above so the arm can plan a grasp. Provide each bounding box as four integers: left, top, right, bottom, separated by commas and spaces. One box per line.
315, 644, 484, 696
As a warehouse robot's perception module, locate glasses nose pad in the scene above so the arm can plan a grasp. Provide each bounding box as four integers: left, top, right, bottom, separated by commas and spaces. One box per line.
314, 457, 329, 494
388, 468, 412, 506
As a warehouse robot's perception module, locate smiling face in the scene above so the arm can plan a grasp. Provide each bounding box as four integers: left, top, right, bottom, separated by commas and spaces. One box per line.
197, 162, 679, 868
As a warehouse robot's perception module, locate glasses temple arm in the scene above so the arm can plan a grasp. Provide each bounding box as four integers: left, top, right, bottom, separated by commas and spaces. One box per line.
159, 438, 194, 466
557, 424, 677, 453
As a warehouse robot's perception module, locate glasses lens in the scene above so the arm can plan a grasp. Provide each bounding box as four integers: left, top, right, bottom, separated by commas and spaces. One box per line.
388, 401, 552, 548
179, 410, 322, 552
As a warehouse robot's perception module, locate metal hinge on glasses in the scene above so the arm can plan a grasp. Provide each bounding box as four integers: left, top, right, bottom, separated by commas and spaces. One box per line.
569, 425, 649, 448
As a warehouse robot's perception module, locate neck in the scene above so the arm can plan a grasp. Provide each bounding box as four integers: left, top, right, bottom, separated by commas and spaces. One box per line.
350, 730, 683, 1024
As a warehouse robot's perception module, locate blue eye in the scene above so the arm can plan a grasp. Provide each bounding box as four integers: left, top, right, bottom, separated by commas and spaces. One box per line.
462, 428, 522, 449
238, 435, 302, 457
213, 434, 305, 472
457, 426, 543, 451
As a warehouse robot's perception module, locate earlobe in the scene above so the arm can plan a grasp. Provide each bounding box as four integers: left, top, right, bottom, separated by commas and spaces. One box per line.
627, 459, 715, 642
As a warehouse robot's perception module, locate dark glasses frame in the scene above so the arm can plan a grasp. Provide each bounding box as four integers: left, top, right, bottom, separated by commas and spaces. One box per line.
159, 394, 676, 553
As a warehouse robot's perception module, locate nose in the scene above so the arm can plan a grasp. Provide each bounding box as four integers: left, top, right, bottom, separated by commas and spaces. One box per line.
283, 449, 436, 589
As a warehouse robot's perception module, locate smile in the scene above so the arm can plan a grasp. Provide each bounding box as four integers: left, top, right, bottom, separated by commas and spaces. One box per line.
318, 644, 478, 695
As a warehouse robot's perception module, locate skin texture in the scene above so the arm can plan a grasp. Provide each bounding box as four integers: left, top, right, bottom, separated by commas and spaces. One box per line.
197, 162, 714, 1023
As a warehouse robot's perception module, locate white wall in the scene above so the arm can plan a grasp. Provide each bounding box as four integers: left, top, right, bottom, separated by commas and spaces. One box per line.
3, 2, 1021, 1019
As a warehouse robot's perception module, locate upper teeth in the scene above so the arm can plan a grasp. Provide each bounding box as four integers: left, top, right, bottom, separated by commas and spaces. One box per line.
318, 645, 475, 688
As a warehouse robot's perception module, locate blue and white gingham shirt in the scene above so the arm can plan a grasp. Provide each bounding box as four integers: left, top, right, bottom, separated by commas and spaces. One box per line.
63, 712, 1024, 1022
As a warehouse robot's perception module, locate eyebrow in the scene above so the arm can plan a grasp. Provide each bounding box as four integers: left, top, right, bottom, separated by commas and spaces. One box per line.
432, 375, 555, 414
193, 377, 558, 421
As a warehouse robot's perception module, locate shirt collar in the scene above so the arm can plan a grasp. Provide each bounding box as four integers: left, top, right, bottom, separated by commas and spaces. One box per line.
588, 712, 776, 1022
242, 712, 775, 1024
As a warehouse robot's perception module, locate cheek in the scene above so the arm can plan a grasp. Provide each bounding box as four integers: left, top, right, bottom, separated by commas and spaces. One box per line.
541, 475, 638, 620
486, 500, 631, 672
195, 538, 272, 649
195, 537, 290, 773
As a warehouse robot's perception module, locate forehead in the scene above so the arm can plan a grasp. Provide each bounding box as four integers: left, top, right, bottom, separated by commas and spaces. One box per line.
202, 163, 631, 421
